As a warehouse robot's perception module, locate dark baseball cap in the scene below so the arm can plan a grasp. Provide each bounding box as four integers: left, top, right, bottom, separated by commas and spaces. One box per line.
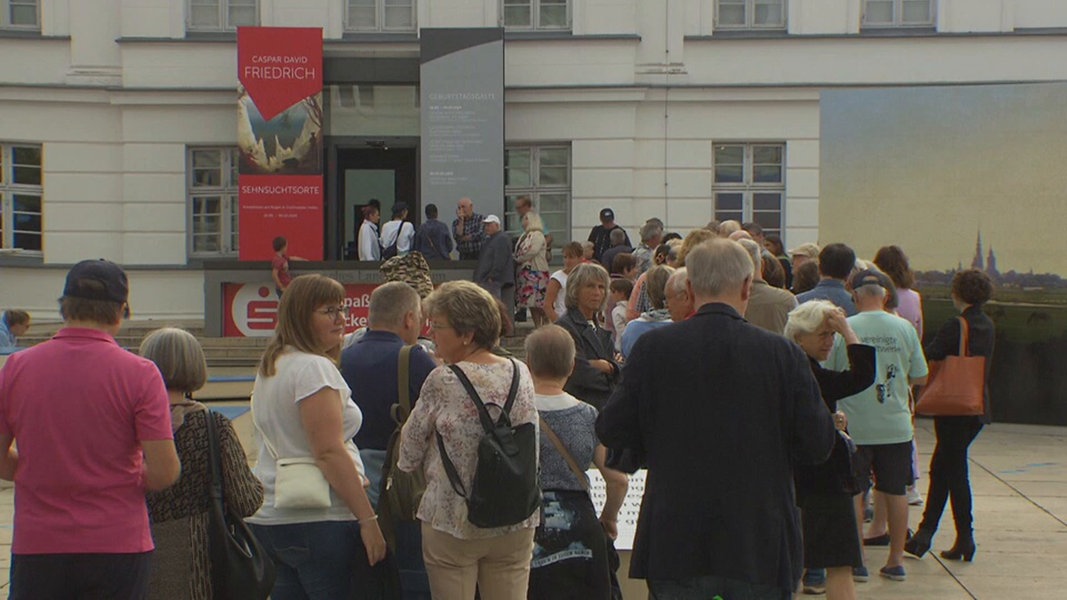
849, 268, 892, 291
63, 259, 129, 304
600, 208, 615, 220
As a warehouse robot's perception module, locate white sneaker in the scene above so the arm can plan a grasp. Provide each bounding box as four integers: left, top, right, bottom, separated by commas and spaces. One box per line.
907, 485, 923, 506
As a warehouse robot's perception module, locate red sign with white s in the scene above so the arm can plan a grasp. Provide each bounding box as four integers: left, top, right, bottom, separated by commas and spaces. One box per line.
223, 282, 378, 337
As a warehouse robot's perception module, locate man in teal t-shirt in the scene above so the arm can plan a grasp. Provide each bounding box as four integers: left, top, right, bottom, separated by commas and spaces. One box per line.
824, 269, 928, 582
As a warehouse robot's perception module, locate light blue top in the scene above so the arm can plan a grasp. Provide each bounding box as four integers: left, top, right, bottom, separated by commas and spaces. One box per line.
824, 310, 928, 445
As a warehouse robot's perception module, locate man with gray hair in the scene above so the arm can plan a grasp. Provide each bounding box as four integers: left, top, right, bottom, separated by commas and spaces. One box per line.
664, 267, 694, 323
738, 238, 797, 335
632, 221, 664, 274
340, 281, 437, 504
825, 269, 928, 583
600, 227, 633, 272
597, 239, 835, 600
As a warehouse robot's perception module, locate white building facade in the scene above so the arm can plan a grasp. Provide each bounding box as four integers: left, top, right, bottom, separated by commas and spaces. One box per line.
2, 0, 1067, 319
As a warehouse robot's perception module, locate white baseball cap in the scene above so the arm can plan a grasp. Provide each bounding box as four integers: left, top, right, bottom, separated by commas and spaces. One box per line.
483, 215, 501, 225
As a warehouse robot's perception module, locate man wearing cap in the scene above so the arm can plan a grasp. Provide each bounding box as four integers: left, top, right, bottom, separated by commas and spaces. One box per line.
790, 242, 821, 269
825, 268, 928, 583
453, 197, 486, 260
588, 208, 631, 263
0, 259, 181, 598
474, 215, 516, 310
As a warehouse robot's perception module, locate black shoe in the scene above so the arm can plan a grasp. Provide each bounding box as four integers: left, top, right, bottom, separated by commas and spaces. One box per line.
904, 528, 934, 558
514, 309, 528, 322
863, 528, 912, 547
940, 537, 976, 562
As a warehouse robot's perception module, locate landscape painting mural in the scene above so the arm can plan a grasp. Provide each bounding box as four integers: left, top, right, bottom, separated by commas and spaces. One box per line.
820, 82, 1067, 425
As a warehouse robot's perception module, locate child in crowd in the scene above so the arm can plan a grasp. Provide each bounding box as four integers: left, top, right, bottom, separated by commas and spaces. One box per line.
608, 279, 634, 353
271, 236, 306, 298
544, 242, 584, 323
581, 241, 596, 263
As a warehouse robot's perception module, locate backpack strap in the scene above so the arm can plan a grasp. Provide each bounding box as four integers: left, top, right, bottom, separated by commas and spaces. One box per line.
390, 345, 414, 426
435, 359, 521, 500
539, 416, 590, 492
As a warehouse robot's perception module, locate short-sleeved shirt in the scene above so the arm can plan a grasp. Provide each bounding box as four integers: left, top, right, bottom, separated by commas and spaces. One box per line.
271, 254, 292, 288
825, 311, 928, 445
247, 349, 366, 525
0, 327, 173, 554
550, 270, 568, 318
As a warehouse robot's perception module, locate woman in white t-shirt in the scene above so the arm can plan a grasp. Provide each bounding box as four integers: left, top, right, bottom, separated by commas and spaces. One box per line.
379, 202, 416, 258
544, 241, 584, 323
247, 274, 386, 598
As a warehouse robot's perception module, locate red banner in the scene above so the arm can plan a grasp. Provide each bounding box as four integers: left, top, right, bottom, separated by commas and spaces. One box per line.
237, 27, 324, 261
223, 282, 378, 337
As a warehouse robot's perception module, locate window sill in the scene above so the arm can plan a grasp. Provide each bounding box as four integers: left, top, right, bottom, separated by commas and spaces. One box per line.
0, 251, 43, 267
686, 28, 1067, 41
0, 29, 67, 40
336, 32, 418, 43
504, 31, 640, 41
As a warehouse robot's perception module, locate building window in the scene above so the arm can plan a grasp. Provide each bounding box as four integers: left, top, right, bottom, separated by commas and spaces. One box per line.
346, 0, 416, 32
1, 0, 39, 29
712, 143, 785, 238
715, 0, 786, 30
504, 145, 570, 241
862, 0, 934, 28
0, 144, 43, 253
187, 147, 239, 257
187, 0, 257, 32
502, 0, 570, 30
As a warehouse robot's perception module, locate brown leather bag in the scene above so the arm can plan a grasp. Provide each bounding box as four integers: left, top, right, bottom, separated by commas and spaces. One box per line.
917, 317, 985, 417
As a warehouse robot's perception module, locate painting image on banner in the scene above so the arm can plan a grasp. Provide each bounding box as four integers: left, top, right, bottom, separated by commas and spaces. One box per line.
820, 82, 1067, 425
237, 26, 324, 261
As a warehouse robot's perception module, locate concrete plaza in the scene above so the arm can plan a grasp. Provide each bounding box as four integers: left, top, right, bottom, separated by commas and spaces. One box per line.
0, 412, 1064, 598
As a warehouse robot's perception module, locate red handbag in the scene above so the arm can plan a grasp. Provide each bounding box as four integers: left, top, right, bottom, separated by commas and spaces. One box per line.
917, 317, 985, 417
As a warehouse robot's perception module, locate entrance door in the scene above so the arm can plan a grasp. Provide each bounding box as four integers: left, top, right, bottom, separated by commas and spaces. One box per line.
335, 147, 417, 260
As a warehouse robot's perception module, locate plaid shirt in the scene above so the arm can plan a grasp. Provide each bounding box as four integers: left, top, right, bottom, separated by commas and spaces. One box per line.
452, 212, 486, 256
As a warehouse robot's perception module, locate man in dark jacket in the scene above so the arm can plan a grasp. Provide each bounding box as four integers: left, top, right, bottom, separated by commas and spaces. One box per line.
473, 214, 515, 311
413, 203, 454, 260
597, 239, 836, 600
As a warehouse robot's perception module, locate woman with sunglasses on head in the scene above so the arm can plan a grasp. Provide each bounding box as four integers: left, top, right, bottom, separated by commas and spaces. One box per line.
246, 274, 386, 600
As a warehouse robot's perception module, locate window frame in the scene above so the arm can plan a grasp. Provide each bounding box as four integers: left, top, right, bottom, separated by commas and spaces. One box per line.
503, 144, 572, 243
501, 0, 572, 32
187, 147, 240, 259
344, 0, 417, 33
186, 0, 258, 33
714, 0, 788, 31
861, 0, 935, 29
711, 142, 786, 239
1, 0, 40, 30
0, 143, 44, 254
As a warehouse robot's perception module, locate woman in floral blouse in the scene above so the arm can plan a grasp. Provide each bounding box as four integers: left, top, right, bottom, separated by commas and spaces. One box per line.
398, 281, 540, 600
514, 212, 550, 327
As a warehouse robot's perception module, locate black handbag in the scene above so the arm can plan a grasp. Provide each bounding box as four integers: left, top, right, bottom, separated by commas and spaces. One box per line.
437, 360, 541, 528
205, 411, 276, 599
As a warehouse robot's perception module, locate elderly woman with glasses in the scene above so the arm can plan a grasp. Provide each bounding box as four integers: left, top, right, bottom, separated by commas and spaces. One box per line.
398, 280, 540, 600
246, 274, 386, 600
784, 300, 876, 599
555, 263, 620, 410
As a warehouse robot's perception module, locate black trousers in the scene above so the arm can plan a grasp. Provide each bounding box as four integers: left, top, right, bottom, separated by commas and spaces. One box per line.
10, 551, 152, 600
919, 416, 984, 537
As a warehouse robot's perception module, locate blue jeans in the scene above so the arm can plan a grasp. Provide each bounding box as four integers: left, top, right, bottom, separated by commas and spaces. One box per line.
648, 575, 791, 600
361, 448, 388, 509
250, 520, 364, 600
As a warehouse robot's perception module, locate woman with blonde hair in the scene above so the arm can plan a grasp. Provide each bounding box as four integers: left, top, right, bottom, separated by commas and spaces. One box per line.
514, 211, 551, 327
556, 263, 619, 410
398, 281, 540, 599
143, 327, 264, 600
247, 274, 386, 599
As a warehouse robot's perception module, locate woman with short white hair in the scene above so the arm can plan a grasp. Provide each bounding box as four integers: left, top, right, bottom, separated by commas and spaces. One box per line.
785, 300, 876, 599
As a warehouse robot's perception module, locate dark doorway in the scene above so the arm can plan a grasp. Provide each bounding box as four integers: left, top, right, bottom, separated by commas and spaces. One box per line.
334, 146, 417, 260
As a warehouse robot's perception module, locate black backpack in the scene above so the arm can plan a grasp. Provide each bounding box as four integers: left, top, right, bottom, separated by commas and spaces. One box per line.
436, 360, 541, 528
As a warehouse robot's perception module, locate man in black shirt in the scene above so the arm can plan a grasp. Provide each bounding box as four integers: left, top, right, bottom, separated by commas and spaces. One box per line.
587, 207, 630, 262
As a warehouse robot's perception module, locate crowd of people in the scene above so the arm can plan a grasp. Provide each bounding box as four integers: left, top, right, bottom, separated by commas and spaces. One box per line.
0, 207, 998, 599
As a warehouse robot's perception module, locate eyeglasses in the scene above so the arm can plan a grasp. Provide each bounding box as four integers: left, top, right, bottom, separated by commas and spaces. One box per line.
315, 306, 349, 319
427, 321, 453, 331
